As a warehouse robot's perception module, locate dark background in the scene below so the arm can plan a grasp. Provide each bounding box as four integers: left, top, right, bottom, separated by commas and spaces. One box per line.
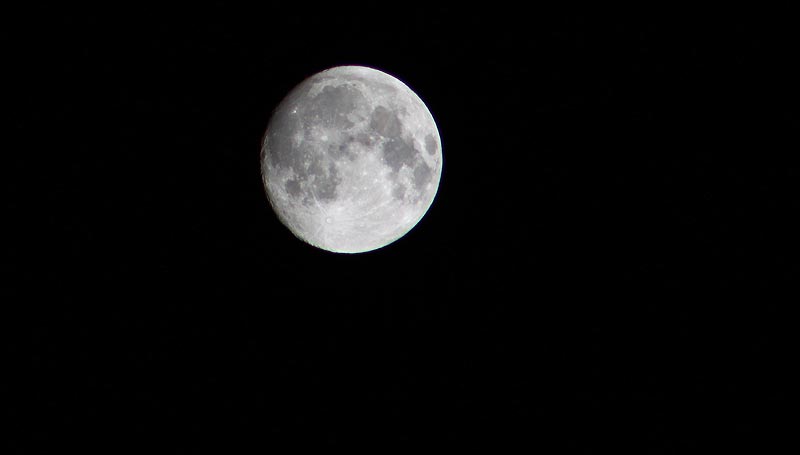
5, 4, 795, 452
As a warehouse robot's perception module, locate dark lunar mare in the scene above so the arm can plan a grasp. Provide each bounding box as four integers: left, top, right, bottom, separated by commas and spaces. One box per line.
367, 104, 435, 200
265, 79, 373, 204
302, 84, 368, 130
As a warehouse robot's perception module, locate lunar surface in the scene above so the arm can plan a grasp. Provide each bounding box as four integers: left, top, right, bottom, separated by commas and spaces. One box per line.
261, 66, 443, 253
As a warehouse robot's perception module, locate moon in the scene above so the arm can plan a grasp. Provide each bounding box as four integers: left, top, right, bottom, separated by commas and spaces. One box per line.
260, 66, 443, 253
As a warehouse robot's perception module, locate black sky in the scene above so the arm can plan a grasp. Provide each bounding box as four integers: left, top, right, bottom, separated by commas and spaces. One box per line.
5, 4, 796, 452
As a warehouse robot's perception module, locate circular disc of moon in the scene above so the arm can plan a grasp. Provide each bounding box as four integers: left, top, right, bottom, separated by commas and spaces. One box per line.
261, 66, 443, 253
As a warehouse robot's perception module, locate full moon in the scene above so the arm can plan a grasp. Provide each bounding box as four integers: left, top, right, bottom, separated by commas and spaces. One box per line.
261, 66, 443, 253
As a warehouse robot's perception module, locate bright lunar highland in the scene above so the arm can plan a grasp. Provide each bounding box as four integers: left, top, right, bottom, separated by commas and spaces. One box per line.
261, 66, 443, 253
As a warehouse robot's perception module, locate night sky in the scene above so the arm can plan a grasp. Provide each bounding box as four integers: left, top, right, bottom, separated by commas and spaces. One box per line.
6, 4, 795, 452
